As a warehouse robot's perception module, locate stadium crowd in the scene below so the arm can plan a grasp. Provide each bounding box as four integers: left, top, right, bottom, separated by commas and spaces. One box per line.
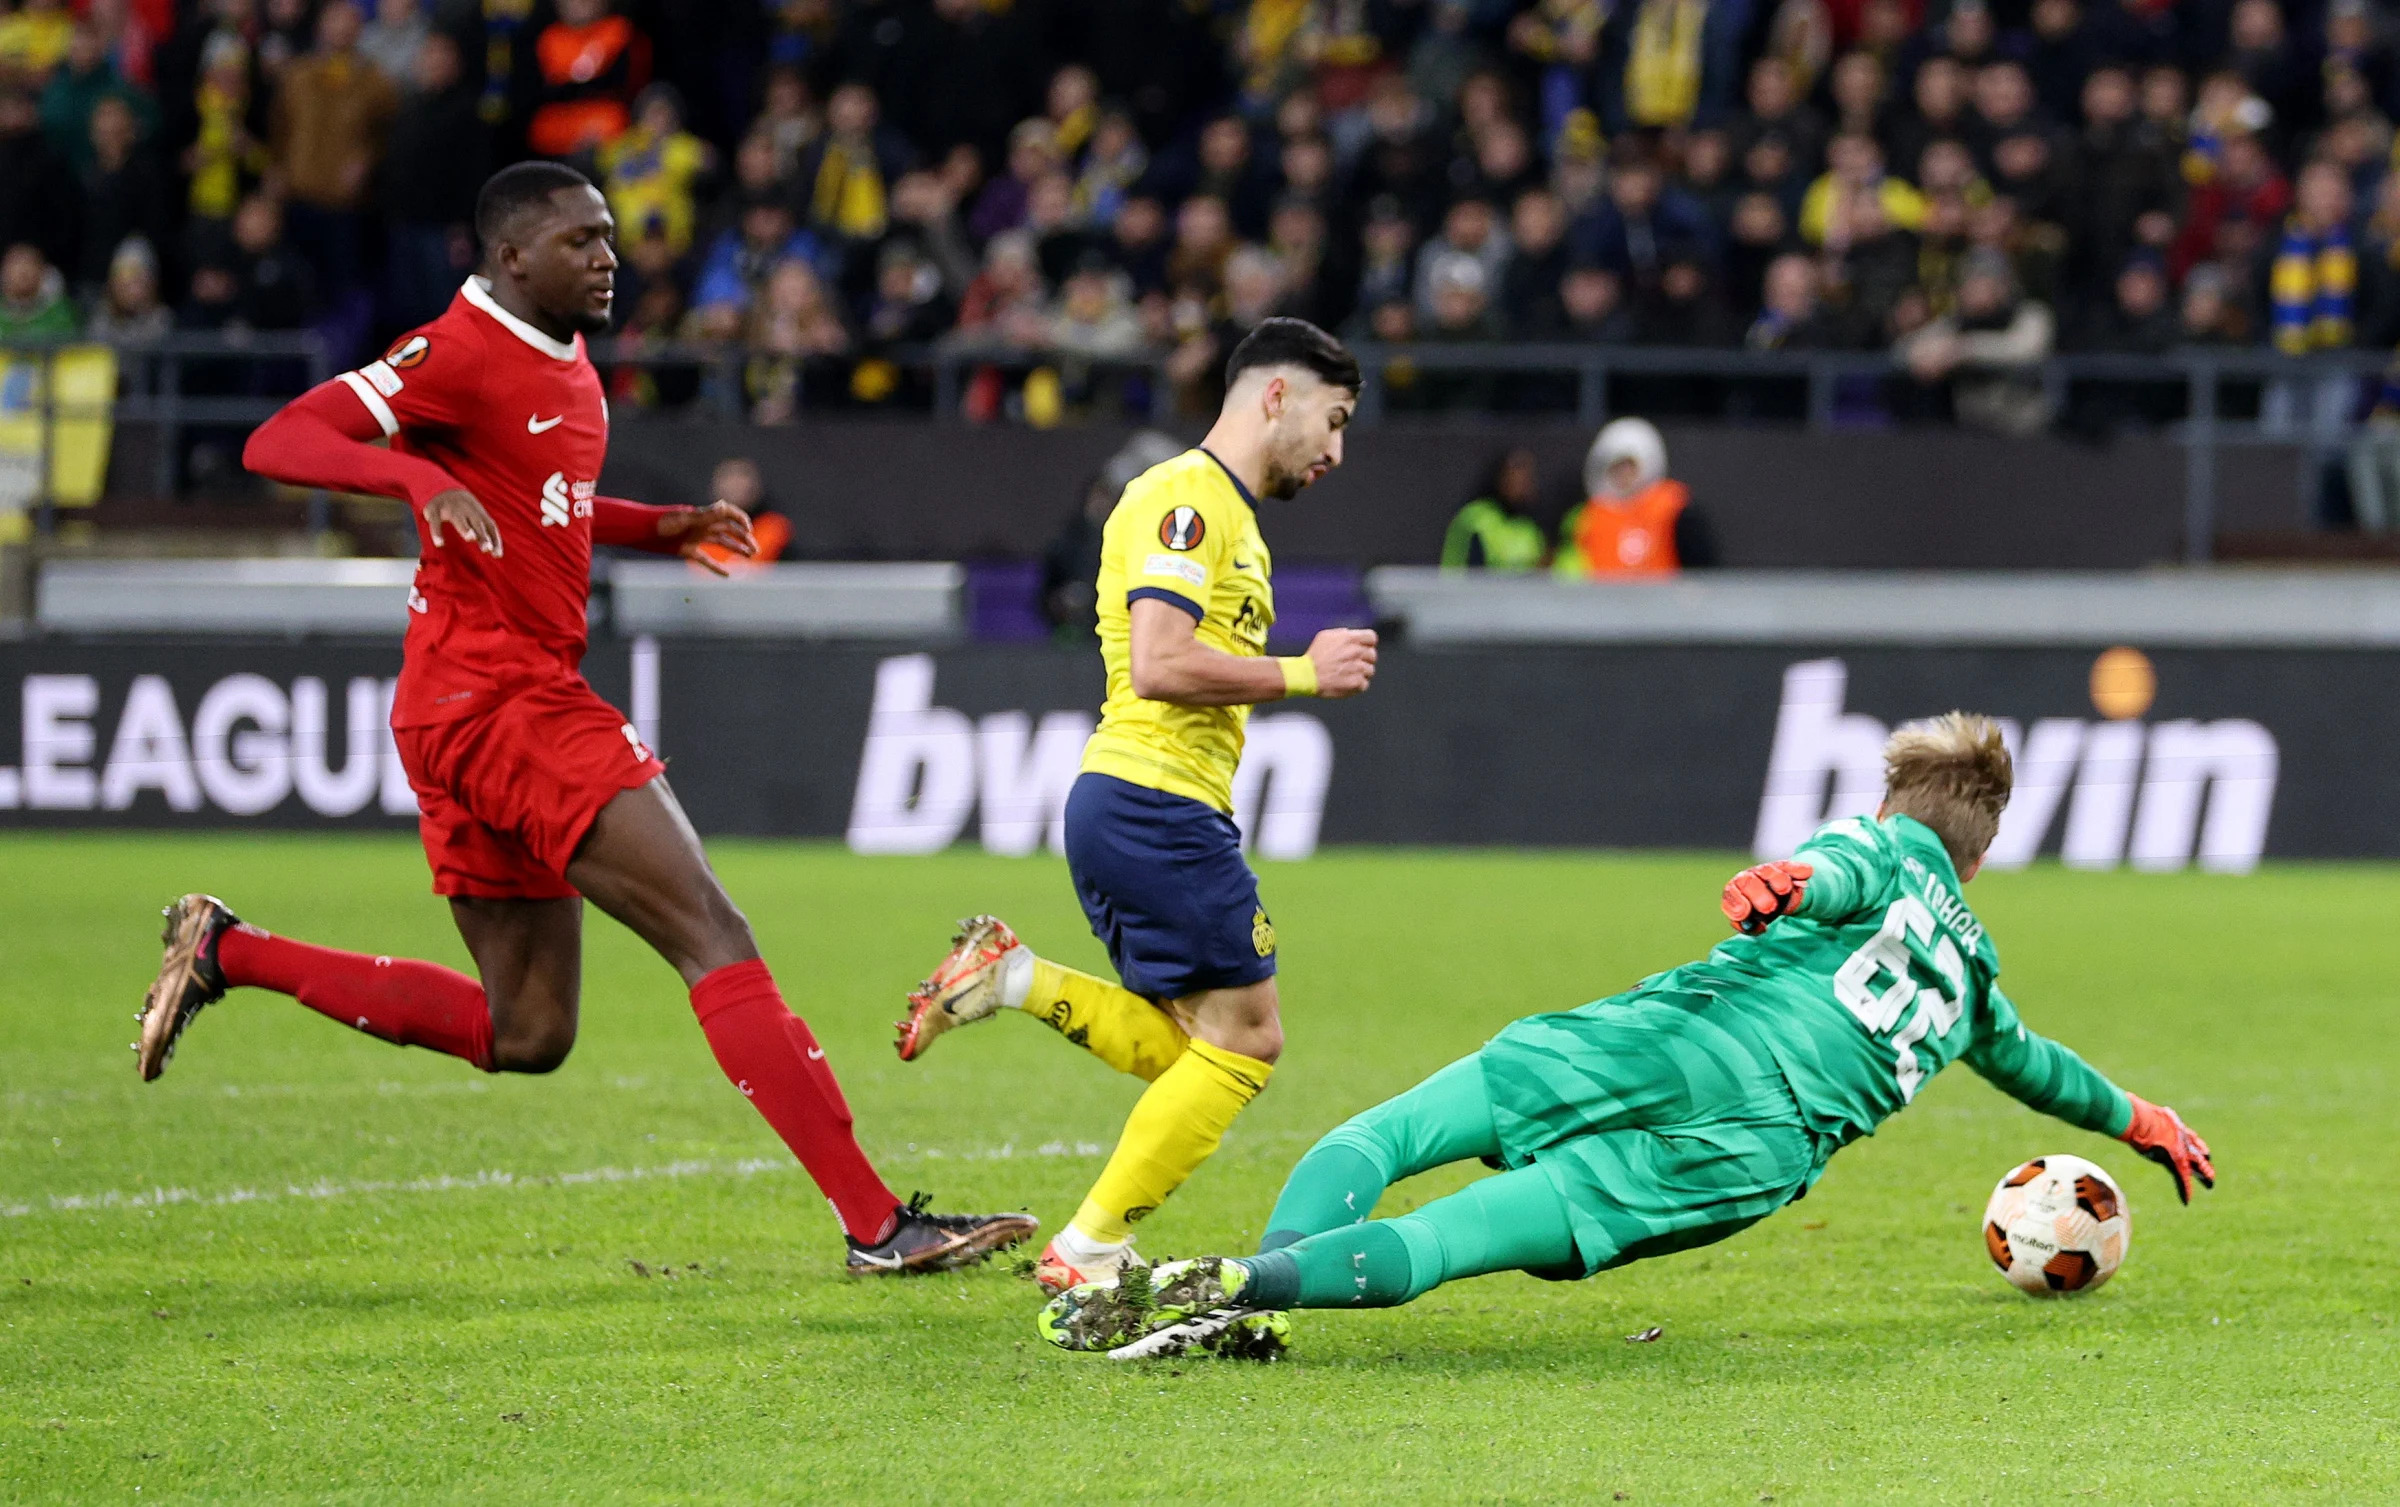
3, 0, 2400, 425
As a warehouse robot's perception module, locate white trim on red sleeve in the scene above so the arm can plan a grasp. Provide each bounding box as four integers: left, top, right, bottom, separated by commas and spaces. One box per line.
336, 370, 400, 437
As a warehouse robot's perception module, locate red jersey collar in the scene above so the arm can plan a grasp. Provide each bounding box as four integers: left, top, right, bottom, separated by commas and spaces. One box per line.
460, 277, 581, 363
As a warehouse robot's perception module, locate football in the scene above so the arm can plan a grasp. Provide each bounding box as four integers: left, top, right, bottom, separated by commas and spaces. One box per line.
1983, 1154, 2132, 1296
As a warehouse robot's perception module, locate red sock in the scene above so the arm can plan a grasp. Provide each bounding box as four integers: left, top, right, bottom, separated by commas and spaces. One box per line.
216, 924, 494, 1071
690, 958, 902, 1244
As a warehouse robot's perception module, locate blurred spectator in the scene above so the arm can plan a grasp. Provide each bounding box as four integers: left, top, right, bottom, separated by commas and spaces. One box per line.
528, 0, 648, 158
1733, 57, 1826, 174
1265, 198, 1336, 329
1192, 114, 1271, 238
1556, 417, 1716, 575
2270, 163, 2360, 356
746, 257, 850, 423
2177, 262, 2251, 345
691, 197, 826, 335
1825, 50, 1889, 143
754, 66, 821, 182
692, 455, 791, 568
1722, 191, 1791, 319
0, 243, 77, 341
863, 240, 957, 348
1441, 447, 1548, 571
0, 0, 74, 81
885, 168, 978, 299
1887, 57, 1969, 187
796, 81, 910, 251
181, 33, 266, 233
41, 21, 155, 173
1501, 188, 1572, 336
1576, 150, 1713, 289
356, 0, 429, 96
0, 88, 77, 275
1047, 253, 1146, 359
955, 229, 1047, 347
2347, 355, 2400, 533
2265, 161, 2362, 438
1041, 429, 1182, 634
269, 1, 397, 297
1070, 106, 1147, 229
1746, 253, 1846, 348
1166, 194, 1236, 297
601, 85, 714, 259
382, 33, 488, 331
1349, 197, 1418, 329
1557, 262, 1636, 340
1894, 248, 2056, 433
76, 95, 168, 292
970, 119, 1057, 243
1414, 198, 1510, 318
1104, 193, 1171, 299
86, 236, 171, 341
2070, 251, 2182, 431
1637, 248, 1736, 346
1801, 133, 1924, 245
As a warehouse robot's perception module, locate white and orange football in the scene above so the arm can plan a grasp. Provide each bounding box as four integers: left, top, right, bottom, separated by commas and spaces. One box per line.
1982, 1154, 2131, 1297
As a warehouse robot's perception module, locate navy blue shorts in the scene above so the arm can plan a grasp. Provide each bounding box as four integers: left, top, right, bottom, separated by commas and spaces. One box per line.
1063, 772, 1277, 1001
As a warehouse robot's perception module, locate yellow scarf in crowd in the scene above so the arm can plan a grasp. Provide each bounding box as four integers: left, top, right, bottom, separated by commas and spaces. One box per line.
1626, 0, 1709, 129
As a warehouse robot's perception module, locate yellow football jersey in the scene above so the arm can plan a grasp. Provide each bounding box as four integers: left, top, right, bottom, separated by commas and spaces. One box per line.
1080, 448, 1276, 813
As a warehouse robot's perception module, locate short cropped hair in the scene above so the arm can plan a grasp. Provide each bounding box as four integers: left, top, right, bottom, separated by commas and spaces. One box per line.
1883, 712, 2013, 872
1224, 316, 1360, 395
475, 161, 596, 250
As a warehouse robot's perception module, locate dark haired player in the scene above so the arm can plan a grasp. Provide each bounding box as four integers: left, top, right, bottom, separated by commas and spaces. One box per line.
137, 163, 1035, 1274
892, 318, 1379, 1292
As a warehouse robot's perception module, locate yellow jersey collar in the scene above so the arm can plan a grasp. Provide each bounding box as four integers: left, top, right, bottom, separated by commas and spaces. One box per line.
1196, 447, 1259, 512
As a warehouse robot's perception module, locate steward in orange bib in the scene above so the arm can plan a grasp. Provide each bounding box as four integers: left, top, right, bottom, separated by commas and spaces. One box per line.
1555, 417, 1717, 577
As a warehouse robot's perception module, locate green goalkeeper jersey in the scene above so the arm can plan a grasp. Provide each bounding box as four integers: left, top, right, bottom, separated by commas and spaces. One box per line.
1643, 813, 2133, 1156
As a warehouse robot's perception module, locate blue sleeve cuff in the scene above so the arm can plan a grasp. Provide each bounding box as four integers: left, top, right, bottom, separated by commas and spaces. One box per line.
1127, 586, 1204, 621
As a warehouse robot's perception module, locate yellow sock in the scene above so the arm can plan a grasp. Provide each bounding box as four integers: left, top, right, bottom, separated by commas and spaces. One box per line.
1024, 957, 1190, 1082
1071, 1039, 1273, 1244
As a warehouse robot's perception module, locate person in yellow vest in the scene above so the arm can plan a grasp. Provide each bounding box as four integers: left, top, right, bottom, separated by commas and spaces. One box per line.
1441, 447, 1549, 571
1555, 416, 1717, 577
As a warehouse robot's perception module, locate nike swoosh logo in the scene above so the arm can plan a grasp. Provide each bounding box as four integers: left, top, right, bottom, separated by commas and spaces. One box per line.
806, 1047, 825, 1060
527, 414, 564, 433
852, 1250, 904, 1269
1233, 558, 1254, 570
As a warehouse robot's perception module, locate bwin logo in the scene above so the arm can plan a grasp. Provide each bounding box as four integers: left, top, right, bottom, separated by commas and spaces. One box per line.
1752, 655, 2278, 873
845, 654, 1332, 859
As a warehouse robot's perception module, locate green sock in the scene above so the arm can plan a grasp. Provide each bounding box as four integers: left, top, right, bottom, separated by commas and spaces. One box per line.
1237, 1223, 1416, 1309
1258, 1143, 1387, 1252
1237, 1166, 1580, 1311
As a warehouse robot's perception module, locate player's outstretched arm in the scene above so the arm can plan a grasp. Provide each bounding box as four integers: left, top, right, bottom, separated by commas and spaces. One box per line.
242, 382, 470, 513
1127, 596, 1375, 707
1964, 993, 2216, 1204
593, 497, 757, 576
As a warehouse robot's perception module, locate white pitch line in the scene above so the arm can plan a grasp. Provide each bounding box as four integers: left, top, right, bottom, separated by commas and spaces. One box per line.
0, 1141, 1111, 1221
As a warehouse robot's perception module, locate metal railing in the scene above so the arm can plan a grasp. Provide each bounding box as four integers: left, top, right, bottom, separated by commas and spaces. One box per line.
0, 332, 331, 535
4, 332, 2390, 564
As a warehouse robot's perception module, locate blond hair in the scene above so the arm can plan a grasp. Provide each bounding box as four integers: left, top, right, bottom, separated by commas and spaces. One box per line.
1883, 712, 2013, 872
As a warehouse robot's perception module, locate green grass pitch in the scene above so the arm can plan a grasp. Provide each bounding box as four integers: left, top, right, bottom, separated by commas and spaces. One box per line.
3, 834, 2395, 1503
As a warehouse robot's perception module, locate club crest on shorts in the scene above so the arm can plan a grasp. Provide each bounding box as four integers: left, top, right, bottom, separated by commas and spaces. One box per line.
1252, 908, 1276, 957
385, 334, 430, 369
1158, 506, 1206, 551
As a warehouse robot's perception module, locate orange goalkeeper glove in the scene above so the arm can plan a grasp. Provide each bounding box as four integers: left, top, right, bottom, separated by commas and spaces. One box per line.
2120, 1094, 2216, 1204
1720, 860, 1813, 935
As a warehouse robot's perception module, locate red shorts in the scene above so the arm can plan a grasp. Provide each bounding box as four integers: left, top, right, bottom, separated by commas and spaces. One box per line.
393, 673, 666, 899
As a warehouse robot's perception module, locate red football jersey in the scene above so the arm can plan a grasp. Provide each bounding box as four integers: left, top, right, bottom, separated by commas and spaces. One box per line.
333, 278, 609, 727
